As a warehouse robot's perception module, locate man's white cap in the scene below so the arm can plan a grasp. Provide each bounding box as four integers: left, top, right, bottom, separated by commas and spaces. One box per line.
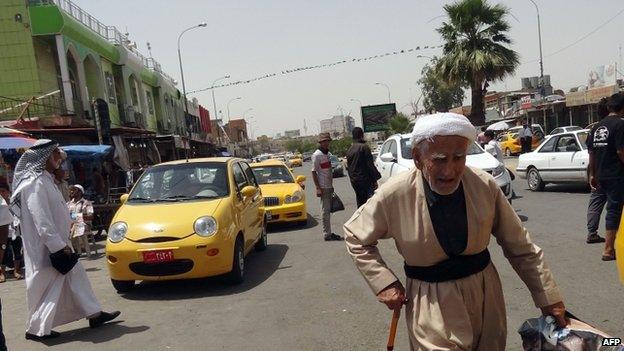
410, 112, 476, 146
70, 184, 84, 194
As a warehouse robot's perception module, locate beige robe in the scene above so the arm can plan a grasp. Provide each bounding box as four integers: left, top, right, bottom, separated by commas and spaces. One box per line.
344, 167, 562, 351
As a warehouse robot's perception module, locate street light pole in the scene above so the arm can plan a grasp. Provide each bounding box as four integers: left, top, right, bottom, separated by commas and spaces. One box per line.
375, 82, 391, 103
529, 0, 545, 96
227, 97, 242, 124
210, 75, 230, 147
177, 22, 207, 159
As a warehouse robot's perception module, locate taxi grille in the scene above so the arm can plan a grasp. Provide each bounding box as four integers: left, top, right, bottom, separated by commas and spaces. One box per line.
136, 237, 180, 243
129, 259, 194, 276
264, 197, 280, 207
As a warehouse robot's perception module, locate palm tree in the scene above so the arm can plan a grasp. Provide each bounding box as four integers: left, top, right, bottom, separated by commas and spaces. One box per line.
388, 113, 413, 134
437, 0, 519, 126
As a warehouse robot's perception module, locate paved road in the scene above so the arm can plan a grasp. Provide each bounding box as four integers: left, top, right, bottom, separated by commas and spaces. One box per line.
1, 161, 622, 350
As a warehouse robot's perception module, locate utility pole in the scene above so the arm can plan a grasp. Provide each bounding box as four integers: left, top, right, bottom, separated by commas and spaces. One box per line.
529, 0, 545, 97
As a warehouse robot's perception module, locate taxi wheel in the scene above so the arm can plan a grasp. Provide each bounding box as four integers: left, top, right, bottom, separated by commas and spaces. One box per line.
255, 223, 268, 251
227, 238, 245, 285
111, 279, 135, 293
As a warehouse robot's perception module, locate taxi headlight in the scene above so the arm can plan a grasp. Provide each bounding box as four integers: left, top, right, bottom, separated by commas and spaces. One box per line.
194, 216, 218, 237
492, 164, 505, 177
285, 191, 303, 203
108, 222, 127, 243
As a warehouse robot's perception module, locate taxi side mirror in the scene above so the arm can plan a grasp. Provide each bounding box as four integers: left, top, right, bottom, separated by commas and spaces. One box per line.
295, 175, 306, 183
240, 185, 257, 198
120, 194, 129, 204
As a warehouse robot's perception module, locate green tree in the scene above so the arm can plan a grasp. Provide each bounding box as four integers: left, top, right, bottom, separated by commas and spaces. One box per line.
301, 140, 317, 153
284, 139, 302, 153
329, 137, 352, 157
418, 57, 465, 113
388, 113, 413, 135
436, 0, 519, 126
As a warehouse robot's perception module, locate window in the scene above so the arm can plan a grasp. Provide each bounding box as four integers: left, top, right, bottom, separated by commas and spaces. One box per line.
539, 137, 558, 153
128, 163, 229, 201
232, 163, 249, 190
551, 128, 561, 135
555, 134, 580, 152
252, 166, 294, 184
577, 132, 588, 150
380, 141, 392, 156
388, 140, 398, 159
240, 162, 258, 187
401, 137, 412, 159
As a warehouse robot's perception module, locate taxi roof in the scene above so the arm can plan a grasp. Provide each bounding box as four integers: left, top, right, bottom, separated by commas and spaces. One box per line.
157, 157, 237, 166
250, 159, 288, 167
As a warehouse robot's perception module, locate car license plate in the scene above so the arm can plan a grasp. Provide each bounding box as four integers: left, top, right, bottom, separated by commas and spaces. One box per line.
142, 250, 174, 264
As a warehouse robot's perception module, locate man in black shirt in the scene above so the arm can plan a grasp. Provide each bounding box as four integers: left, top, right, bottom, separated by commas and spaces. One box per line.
586, 92, 624, 261
346, 127, 381, 207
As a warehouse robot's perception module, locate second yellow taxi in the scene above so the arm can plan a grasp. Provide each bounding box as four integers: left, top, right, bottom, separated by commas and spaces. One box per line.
250, 160, 307, 225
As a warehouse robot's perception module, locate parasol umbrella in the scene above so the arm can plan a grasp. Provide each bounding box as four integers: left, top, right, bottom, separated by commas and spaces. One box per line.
0, 127, 29, 136
0, 136, 38, 150
486, 120, 512, 131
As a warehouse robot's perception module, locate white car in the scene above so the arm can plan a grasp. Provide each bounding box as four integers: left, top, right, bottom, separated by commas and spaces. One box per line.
548, 126, 582, 135
516, 129, 590, 191
375, 134, 513, 202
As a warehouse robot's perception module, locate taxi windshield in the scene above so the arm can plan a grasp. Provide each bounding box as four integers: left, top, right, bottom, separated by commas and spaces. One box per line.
128, 162, 229, 202
252, 166, 294, 184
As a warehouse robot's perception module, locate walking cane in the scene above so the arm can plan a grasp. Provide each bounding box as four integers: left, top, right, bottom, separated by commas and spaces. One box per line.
387, 308, 401, 351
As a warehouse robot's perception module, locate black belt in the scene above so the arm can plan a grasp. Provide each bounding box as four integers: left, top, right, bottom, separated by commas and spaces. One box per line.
403, 249, 491, 283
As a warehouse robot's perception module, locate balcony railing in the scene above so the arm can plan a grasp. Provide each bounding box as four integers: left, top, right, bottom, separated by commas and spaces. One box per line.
28, 0, 177, 85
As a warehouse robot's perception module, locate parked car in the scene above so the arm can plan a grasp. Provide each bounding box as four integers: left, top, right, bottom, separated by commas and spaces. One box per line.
516, 129, 589, 191
302, 152, 312, 162
508, 124, 545, 139
549, 126, 582, 135
105, 157, 267, 293
329, 154, 345, 178
375, 134, 513, 202
251, 160, 307, 225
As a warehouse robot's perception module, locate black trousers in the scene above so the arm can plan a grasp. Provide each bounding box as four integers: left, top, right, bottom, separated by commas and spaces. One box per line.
351, 180, 375, 208
521, 137, 533, 153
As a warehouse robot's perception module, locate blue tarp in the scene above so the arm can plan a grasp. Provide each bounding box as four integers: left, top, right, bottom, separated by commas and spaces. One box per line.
61, 145, 113, 160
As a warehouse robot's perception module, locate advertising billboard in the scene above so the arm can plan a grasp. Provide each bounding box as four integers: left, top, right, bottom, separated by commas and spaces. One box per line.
361, 103, 396, 132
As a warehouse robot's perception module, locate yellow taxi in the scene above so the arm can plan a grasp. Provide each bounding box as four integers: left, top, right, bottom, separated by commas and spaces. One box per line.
288, 156, 303, 167
497, 132, 522, 156
250, 160, 307, 225
105, 158, 266, 293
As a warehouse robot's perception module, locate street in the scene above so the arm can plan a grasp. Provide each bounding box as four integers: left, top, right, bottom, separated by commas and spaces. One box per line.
1, 160, 623, 351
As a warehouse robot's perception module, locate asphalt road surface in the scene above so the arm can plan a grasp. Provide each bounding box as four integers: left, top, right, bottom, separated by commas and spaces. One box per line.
1, 160, 622, 350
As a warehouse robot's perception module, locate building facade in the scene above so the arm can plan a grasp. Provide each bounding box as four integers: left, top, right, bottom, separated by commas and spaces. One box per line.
319, 115, 355, 138
0, 0, 213, 161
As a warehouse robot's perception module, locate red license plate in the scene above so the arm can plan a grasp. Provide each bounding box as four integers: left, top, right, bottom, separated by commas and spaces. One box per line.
142, 250, 174, 264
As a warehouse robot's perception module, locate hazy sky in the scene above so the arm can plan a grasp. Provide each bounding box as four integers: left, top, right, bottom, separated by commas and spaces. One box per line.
76, 0, 623, 138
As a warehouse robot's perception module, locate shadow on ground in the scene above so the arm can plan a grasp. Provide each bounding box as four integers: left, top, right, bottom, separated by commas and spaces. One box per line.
267, 213, 318, 233
42, 322, 149, 346
120, 244, 289, 301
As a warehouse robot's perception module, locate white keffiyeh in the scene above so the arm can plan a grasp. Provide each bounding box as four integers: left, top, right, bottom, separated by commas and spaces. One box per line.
410, 112, 476, 147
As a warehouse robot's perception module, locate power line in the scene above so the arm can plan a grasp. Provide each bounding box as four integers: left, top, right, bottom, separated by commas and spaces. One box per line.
522, 6, 624, 65
188, 44, 442, 94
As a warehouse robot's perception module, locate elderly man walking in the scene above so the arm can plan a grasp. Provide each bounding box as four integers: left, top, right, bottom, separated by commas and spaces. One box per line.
344, 113, 566, 351
10, 140, 120, 341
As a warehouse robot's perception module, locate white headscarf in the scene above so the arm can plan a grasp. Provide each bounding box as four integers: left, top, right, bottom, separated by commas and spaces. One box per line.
10, 139, 59, 219
410, 112, 476, 147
